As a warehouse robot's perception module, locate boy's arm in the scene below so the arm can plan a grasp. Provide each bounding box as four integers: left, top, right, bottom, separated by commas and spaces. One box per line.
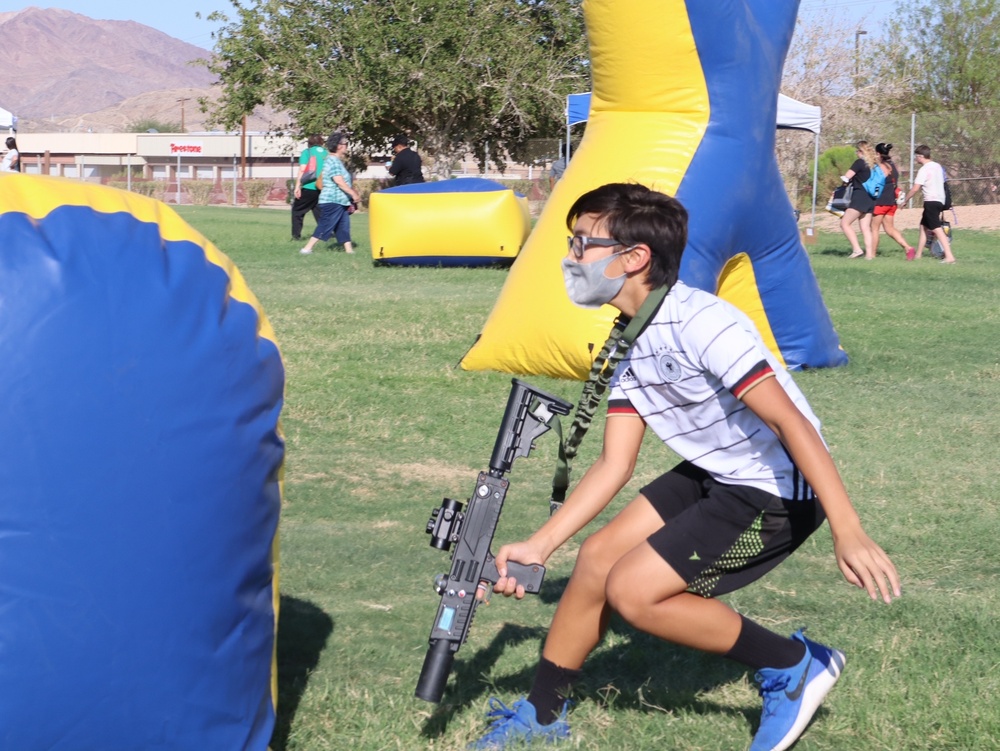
490, 413, 646, 598
741, 377, 901, 603
901, 180, 923, 203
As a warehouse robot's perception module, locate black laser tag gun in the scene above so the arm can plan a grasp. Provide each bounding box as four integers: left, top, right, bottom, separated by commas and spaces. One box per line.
414, 379, 572, 703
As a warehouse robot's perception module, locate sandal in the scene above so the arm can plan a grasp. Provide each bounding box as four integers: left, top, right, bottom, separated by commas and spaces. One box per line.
848, 251, 864, 259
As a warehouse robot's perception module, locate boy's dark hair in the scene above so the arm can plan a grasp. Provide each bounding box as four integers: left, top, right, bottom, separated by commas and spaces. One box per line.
566, 183, 687, 291
307, 134, 324, 147
915, 144, 932, 159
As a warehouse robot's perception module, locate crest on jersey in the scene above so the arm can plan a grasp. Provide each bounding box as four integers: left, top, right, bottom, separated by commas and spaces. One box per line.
656, 352, 682, 382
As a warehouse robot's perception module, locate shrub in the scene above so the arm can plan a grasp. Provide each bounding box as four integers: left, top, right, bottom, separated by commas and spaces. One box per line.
186, 180, 216, 206
354, 177, 392, 210
107, 180, 165, 199
108, 169, 145, 182
242, 180, 274, 208
817, 146, 858, 199
495, 179, 537, 197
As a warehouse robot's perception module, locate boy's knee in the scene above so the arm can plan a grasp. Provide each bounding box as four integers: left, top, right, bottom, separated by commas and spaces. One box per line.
604, 564, 646, 624
573, 533, 619, 588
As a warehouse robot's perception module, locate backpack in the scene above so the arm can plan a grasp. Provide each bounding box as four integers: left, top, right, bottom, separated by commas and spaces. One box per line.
941, 165, 952, 210
861, 163, 886, 198
300, 152, 318, 185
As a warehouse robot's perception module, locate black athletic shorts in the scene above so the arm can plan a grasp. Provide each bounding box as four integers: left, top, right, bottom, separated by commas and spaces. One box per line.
640, 461, 826, 598
921, 200, 944, 230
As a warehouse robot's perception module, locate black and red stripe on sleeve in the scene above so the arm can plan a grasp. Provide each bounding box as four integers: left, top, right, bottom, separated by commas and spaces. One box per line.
608, 398, 639, 416
731, 360, 775, 400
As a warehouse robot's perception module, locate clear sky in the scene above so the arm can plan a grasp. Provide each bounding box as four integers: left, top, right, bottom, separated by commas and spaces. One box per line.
7, 2, 232, 49
7, 1, 899, 51
798, 0, 899, 31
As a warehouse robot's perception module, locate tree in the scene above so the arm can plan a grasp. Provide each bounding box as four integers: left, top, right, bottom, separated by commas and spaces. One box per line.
889, 0, 1000, 110
203, 0, 588, 177
886, 0, 1000, 203
127, 118, 183, 133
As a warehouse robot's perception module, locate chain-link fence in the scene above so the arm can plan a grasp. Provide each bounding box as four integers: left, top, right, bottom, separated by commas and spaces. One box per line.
881, 109, 1000, 205
780, 108, 1000, 214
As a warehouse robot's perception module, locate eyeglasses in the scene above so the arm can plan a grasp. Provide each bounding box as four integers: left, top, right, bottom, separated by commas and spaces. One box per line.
567, 235, 624, 260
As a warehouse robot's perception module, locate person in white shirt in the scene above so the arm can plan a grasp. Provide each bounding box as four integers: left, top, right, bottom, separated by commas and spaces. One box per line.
0, 137, 20, 172
470, 183, 901, 751
899, 144, 956, 263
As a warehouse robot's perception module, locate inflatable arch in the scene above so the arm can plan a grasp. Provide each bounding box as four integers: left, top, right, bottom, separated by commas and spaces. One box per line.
369, 178, 530, 266
461, 0, 847, 379
0, 174, 283, 750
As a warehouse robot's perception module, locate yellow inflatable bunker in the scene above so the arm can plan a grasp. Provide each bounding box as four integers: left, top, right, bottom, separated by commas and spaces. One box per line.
461, 0, 847, 379
369, 178, 530, 266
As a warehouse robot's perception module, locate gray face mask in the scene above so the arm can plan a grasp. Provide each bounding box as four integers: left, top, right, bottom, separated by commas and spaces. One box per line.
561, 250, 628, 309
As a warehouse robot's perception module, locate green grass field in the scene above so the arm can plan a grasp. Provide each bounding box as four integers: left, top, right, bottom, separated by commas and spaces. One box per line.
178, 205, 1000, 751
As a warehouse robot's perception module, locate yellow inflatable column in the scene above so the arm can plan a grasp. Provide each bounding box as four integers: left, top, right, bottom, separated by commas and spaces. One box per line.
461, 0, 708, 379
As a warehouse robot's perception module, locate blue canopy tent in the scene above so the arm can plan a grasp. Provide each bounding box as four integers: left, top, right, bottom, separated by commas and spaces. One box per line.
564, 91, 822, 226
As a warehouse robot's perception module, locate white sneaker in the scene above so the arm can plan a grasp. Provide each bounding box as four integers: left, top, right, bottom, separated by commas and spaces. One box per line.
299, 247, 313, 255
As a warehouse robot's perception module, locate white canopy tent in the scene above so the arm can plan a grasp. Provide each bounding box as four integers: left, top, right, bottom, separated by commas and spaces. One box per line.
565, 92, 823, 226
0, 104, 15, 131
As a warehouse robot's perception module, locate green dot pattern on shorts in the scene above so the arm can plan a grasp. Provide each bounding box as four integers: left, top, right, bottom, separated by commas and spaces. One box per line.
687, 511, 766, 597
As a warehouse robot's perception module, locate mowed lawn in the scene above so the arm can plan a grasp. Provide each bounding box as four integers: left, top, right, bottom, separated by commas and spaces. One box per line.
179, 205, 1000, 751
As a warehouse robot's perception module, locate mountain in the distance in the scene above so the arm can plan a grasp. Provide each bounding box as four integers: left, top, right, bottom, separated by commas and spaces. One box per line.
0, 7, 216, 120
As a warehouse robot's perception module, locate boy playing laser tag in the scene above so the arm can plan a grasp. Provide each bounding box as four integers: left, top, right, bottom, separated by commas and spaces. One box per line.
471, 183, 900, 751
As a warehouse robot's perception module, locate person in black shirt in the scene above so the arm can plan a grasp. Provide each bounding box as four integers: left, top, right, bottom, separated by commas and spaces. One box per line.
838, 140, 877, 259
388, 135, 424, 185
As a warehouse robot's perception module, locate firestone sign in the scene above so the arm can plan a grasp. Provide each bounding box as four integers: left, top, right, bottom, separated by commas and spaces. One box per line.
169, 141, 204, 154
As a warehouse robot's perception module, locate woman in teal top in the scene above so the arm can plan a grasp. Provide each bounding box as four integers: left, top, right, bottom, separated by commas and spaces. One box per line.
300, 132, 362, 255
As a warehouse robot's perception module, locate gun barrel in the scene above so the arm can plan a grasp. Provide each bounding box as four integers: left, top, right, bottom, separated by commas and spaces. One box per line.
414, 639, 454, 703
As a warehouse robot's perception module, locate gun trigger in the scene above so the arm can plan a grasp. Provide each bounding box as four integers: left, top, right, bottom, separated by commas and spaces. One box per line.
476, 582, 492, 605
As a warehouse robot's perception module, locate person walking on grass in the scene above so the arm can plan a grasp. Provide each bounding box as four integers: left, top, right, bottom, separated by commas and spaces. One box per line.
300, 132, 361, 256
871, 143, 916, 260
898, 144, 956, 264
839, 141, 878, 259
290, 134, 328, 241
470, 182, 901, 751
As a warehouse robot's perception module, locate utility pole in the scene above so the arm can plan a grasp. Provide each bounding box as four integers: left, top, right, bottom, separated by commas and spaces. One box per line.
240, 114, 247, 180
854, 29, 867, 80
176, 97, 191, 133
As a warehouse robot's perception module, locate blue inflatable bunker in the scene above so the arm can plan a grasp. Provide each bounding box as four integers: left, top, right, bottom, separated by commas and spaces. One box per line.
0, 174, 283, 750
368, 177, 531, 266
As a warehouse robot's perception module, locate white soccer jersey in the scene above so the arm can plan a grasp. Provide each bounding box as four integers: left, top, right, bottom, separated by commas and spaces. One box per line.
608, 282, 822, 500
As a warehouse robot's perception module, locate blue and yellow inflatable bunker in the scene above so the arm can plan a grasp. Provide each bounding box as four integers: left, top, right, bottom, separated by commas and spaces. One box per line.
461, 0, 847, 379
369, 177, 530, 266
0, 174, 283, 750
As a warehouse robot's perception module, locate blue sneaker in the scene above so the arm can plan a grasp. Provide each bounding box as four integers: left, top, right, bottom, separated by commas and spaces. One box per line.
749, 630, 846, 751
468, 697, 570, 749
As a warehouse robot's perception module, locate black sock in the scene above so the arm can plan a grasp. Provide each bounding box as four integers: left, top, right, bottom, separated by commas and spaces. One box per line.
724, 616, 806, 671
527, 657, 581, 725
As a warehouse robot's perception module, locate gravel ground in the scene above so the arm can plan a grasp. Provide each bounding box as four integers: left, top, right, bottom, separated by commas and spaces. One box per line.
802, 202, 1000, 233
